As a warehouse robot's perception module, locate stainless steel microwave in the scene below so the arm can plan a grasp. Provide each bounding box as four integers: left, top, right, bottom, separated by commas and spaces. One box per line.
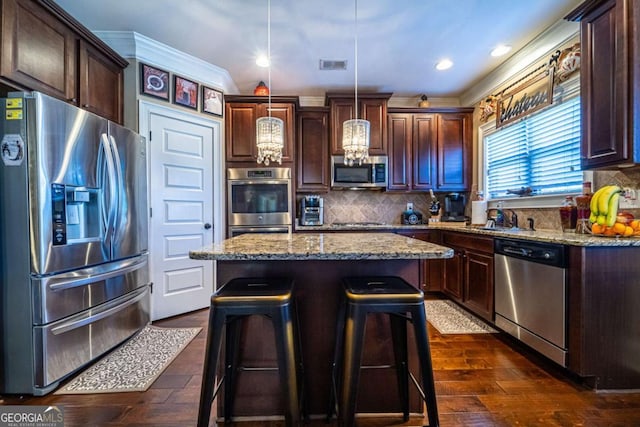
331, 155, 388, 189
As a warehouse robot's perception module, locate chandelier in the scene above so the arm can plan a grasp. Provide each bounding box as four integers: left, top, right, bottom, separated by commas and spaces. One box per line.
342, 0, 370, 166
256, 0, 284, 165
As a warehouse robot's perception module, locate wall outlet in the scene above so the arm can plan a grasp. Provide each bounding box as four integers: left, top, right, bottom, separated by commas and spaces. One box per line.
406, 202, 414, 211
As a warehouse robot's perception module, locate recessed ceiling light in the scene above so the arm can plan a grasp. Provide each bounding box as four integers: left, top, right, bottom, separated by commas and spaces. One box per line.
491, 44, 512, 57
435, 59, 453, 71
256, 55, 270, 68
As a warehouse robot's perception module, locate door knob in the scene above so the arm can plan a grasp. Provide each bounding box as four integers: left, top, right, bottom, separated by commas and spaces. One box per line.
204, 223, 212, 230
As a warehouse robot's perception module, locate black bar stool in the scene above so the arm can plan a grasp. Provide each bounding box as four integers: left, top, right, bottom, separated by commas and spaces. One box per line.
327, 276, 439, 427
197, 277, 304, 427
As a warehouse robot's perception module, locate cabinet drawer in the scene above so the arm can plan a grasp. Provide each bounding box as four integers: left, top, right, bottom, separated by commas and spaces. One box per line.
443, 232, 493, 253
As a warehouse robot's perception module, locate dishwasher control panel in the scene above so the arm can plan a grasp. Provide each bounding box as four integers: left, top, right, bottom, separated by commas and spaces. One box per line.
494, 238, 567, 268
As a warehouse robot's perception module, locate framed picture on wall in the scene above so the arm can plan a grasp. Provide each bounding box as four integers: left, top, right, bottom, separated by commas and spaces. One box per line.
173, 75, 198, 109
140, 63, 170, 100
202, 86, 223, 116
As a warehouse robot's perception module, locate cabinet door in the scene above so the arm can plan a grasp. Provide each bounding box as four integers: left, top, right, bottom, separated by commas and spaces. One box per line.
78, 40, 123, 123
261, 103, 295, 163
412, 114, 436, 191
443, 249, 463, 301
225, 103, 257, 162
0, 0, 76, 102
387, 113, 411, 190
361, 98, 387, 155
297, 109, 329, 192
463, 251, 494, 322
329, 98, 353, 155
579, 0, 634, 168
436, 113, 472, 191
329, 97, 388, 155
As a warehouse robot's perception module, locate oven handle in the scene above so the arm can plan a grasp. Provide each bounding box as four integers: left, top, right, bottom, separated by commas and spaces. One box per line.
229, 179, 290, 185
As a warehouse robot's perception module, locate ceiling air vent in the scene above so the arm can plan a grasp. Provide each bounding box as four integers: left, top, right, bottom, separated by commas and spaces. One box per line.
319, 59, 347, 71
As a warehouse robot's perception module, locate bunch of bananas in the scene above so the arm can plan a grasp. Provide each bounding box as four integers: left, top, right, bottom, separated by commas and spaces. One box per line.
589, 185, 623, 227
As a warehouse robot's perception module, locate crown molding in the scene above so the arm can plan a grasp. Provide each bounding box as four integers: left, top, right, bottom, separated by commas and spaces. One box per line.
93, 31, 239, 94
460, 18, 579, 107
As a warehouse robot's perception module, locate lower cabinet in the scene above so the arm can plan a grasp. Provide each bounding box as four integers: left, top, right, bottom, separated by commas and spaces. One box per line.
395, 230, 443, 292
441, 231, 494, 322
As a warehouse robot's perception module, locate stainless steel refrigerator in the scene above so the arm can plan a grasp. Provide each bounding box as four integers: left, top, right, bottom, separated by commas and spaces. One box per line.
0, 92, 150, 395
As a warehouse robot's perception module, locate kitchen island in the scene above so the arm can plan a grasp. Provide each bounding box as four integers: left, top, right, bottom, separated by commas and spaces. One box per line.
190, 232, 453, 420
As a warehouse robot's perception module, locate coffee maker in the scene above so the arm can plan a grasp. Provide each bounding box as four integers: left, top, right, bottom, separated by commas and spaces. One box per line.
442, 193, 467, 222
300, 195, 324, 226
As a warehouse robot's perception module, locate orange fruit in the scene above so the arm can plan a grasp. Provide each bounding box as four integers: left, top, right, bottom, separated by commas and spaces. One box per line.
591, 223, 603, 234
624, 226, 634, 237
603, 226, 616, 236
613, 222, 627, 235
631, 219, 640, 231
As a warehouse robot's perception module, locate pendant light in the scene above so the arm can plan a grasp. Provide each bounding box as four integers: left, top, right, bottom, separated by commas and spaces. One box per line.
342, 0, 370, 166
256, 0, 284, 165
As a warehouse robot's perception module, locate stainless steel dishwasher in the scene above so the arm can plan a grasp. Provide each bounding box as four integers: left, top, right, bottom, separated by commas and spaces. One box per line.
494, 238, 568, 366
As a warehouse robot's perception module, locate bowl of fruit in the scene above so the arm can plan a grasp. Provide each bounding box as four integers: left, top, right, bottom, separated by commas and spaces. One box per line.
589, 185, 640, 237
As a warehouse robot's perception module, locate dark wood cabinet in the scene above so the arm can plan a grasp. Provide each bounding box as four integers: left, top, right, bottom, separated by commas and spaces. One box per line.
387, 109, 472, 192
296, 107, 329, 192
326, 93, 391, 156
1, 0, 77, 101
78, 40, 122, 123
387, 113, 436, 191
395, 229, 443, 292
225, 96, 297, 165
436, 113, 472, 191
0, 0, 126, 122
567, 0, 640, 168
441, 231, 494, 322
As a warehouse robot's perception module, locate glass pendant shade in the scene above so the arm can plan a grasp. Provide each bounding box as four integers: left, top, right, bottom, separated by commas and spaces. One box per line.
341, 0, 370, 166
342, 118, 370, 165
256, 116, 284, 165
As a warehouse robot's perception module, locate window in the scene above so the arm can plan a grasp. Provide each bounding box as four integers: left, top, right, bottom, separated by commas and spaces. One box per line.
484, 95, 582, 200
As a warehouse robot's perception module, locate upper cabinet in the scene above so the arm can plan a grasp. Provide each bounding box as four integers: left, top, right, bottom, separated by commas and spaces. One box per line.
387, 109, 472, 192
326, 93, 391, 156
567, 0, 640, 169
225, 96, 297, 165
297, 107, 330, 193
0, 0, 127, 123
436, 112, 472, 191
387, 113, 436, 191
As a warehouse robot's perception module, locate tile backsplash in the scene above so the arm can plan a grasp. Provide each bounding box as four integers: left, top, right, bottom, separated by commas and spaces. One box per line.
305, 168, 640, 230
318, 191, 434, 224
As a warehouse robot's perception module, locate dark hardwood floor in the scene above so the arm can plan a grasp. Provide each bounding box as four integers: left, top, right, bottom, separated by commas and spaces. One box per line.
3, 302, 640, 426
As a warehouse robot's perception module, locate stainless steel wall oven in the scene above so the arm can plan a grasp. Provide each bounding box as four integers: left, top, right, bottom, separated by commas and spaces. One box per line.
227, 167, 292, 236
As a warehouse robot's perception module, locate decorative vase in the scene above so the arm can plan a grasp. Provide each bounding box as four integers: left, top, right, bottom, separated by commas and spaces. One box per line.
254, 81, 269, 96
418, 95, 429, 108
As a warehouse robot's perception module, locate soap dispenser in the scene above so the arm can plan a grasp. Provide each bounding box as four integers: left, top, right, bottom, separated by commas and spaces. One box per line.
495, 201, 505, 227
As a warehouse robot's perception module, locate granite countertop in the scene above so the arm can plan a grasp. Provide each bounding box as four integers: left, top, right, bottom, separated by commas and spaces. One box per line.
295, 222, 640, 247
189, 232, 454, 261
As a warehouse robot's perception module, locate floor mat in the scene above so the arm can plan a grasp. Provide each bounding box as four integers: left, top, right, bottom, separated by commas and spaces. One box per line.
425, 300, 497, 334
55, 325, 201, 394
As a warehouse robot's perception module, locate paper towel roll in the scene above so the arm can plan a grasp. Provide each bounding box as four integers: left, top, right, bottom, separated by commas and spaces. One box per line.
471, 201, 488, 225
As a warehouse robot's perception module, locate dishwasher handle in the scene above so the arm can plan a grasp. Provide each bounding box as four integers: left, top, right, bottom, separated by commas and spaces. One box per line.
502, 246, 530, 257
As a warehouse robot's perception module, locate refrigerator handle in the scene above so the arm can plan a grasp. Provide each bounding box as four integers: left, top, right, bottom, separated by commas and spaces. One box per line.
48, 255, 148, 291
50, 287, 148, 335
108, 134, 123, 235
101, 133, 118, 243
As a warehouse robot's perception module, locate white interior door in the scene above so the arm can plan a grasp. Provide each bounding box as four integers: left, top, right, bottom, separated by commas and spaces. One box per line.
141, 102, 223, 320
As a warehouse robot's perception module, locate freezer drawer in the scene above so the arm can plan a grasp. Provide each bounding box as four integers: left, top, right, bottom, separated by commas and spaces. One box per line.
32, 285, 150, 391
32, 254, 149, 324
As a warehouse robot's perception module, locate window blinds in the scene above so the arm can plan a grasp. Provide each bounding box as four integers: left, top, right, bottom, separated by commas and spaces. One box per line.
485, 96, 582, 199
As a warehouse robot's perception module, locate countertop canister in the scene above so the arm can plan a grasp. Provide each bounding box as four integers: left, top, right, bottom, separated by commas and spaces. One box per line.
471, 200, 488, 225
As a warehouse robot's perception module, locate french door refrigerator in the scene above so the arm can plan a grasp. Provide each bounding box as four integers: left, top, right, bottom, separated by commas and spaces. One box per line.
0, 92, 150, 395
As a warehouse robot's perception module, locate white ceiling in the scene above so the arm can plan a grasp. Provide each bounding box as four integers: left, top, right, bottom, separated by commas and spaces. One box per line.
56, 0, 582, 99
